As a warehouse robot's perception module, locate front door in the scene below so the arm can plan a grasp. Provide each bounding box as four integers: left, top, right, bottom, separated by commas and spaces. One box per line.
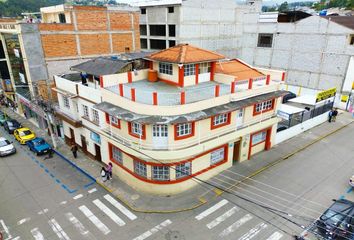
152, 124, 168, 149
81, 135, 87, 153
236, 109, 244, 128
95, 144, 102, 162
233, 141, 240, 163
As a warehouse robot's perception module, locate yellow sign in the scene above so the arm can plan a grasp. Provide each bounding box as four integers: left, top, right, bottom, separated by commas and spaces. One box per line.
341, 95, 349, 103
315, 87, 336, 103
352, 82, 354, 90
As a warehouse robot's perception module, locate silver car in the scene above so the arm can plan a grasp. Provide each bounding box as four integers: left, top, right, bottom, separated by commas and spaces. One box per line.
0, 137, 16, 156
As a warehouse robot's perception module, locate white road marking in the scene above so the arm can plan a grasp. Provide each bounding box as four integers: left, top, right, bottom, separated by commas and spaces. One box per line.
132, 219, 172, 240
103, 194, 137, 220
238, 222, 267, 240
60, 201, 67, 205
79, 205, 111, 235
195, 199, 229, 220
88, 188, 97, 194
31, 228, 45, 240
206, 206, 239, 229
65, 212, 95, 239
48, 218, 71, 240
17, 217, 30, 226
93, 199, 125, 226
219, 214, 253, 237
267, 232, 283, 240
73, 194, 83, 200
38, 209, 49, 215
0, 219, 12, 239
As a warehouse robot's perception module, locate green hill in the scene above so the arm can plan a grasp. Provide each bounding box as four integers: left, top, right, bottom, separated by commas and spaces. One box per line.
0, 0, 64, 17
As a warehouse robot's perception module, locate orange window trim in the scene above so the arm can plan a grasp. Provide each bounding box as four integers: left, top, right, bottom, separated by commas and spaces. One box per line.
253, 98, 275, 116
210, 112, 231, 130
128, 122, 146, 140
174, 121, 195, 140
108, 142, 229, 184
105, 113, 121, 129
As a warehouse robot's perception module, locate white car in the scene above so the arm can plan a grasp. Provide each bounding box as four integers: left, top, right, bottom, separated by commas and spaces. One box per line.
350, 175, 354, 187
0, 137, 16, 156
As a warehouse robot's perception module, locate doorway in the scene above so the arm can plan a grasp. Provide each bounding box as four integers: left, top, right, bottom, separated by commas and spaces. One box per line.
95, 144, 102, 162
81, 135, 87, 153
152, 124, 168, 149
233, 141, 240, 163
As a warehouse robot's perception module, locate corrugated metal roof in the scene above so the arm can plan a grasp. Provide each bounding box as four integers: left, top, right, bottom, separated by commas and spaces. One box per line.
94, 90, 287, 124
322, 16, 354, 30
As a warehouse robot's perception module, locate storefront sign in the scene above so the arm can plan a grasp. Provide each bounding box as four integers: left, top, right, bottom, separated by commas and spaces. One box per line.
17, 94, 46, 118
341, 95, 349, 103
90, 131, 101, 144
0, 24, 16, 30
315, 87, 336, 103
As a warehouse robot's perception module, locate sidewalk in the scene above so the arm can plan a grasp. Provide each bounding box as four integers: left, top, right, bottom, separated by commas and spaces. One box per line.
2, 106, 353, 213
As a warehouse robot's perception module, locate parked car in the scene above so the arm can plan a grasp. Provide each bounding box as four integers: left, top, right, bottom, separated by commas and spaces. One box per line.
14, 127, 36, 144
350, 175, 354, 187
0, 113, 9, 125
312, 199, 354, 239
0, 137, 16, 156
282, 92, 297, 103
3, 119, 22, 134
26, 138, 51, 155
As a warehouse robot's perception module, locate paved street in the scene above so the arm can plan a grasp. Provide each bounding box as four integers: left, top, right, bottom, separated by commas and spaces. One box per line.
0, 113, 353, 240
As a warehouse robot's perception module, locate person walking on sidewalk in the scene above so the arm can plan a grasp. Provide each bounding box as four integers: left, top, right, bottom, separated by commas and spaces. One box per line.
101, 167, 108, 182
332, 108, 338, 122
106, 162, 113, 180
328, 109, 333, 123
71, 144, 78, 158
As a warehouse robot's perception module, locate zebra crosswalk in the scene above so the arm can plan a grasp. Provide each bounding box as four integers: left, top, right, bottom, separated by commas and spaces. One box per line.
195, 199, 286, 240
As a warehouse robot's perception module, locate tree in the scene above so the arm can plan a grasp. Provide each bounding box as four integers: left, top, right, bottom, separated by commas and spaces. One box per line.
278, 1, 289, 12
0, 0, 65, 17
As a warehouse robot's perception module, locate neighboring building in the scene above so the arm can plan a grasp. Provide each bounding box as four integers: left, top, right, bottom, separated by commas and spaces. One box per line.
233, 11, 354, 106
54, 44, 285, 194
0, 4, 140, 135
137, 0, 240, 57
53, 52, 151, 160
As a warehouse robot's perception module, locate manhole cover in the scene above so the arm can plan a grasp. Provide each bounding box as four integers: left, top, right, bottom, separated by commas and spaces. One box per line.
165, 231, 184, 240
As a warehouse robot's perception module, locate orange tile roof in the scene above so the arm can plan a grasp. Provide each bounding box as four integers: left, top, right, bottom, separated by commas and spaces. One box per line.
216, 59, 265, 81
145, 44, 225, 64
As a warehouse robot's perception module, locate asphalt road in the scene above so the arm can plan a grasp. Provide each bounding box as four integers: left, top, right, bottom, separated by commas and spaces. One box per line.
0, 120, 353, 240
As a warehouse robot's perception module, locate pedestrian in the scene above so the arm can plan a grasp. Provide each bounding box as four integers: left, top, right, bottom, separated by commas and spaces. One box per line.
328, 109, 333, 123
332, 108, 338, 122
44, 148, 54, 160
101, 167, 108, 182
106, 162, 113, 180
71, 144, 78, 158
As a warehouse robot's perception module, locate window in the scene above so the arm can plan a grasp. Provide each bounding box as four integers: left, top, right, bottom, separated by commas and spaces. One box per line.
141, 8, 146, 14
110, 116, 120, 128
199, 62, 211, 74
63, 96, 70, 109
184, 64, 196, 76
150, 39, 166, 49
350, 35, 354, 45
134, 161, 147, 178
168, 6, 174, 13
210, 147, 225, 165
58, 13, 66, 23
152, 124, 168, 137
257, 33, 273, 48
211, 113, 230, 129
92, 109, 100, 124
159, 62, 173, 75
149, 25, 166, 36
82, 105, 89, 118
140, 25, 147, 35
251, 131, 266, 145
112, 146, 123, 165
254, 99, 274, 115
140, 39, 147, 49
175, 122, 193, 139
176, 162, 191, 179
168, 25, 175, 37
152, 166, 169, 181
129, 122, 146, 139
169, 40, 176, 47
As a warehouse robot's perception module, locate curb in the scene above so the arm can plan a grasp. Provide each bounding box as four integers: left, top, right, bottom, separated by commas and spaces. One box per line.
199, 119, 354, 201
95, 180, 206, 214
54, 150, 96, 182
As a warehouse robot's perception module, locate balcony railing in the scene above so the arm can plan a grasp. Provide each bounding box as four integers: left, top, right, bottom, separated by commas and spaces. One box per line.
102, 113, 278, 151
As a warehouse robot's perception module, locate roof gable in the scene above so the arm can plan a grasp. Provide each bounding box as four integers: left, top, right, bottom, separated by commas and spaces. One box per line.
145, 44, 225, 64
216, 59, 265, 81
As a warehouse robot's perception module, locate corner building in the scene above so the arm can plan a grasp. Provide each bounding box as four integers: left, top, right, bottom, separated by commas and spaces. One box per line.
94, 44, 286, 194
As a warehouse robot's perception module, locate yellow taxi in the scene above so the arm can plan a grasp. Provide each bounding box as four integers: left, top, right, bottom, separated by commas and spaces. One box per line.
14, 127, 36, 144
